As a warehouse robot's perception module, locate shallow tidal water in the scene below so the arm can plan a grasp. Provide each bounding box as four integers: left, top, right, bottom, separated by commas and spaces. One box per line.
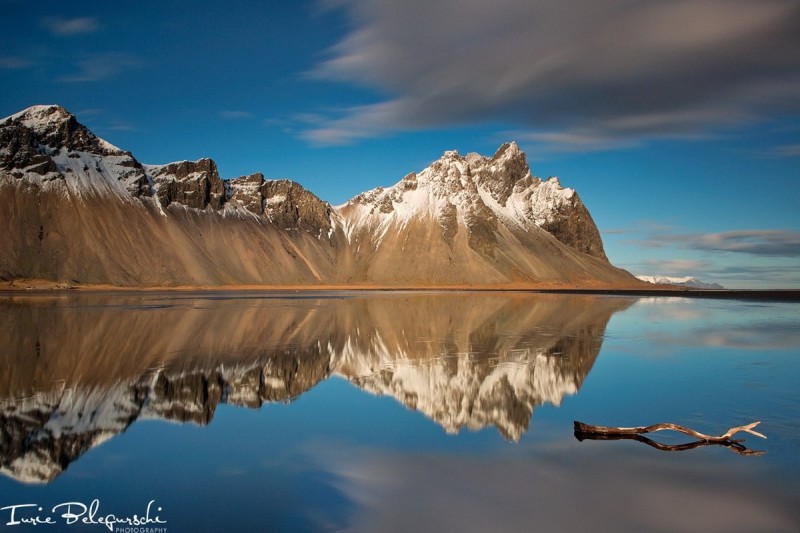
0, 291, 798, 532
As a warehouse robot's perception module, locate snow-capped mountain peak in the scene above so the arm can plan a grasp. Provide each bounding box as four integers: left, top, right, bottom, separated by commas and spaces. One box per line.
6, 104, 70, 129
3, 105, 125, 155
338, 142, 607, 260
1, 104, 149, 197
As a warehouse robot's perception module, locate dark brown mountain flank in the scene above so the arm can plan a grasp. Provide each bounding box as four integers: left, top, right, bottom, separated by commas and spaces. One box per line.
0, 105, 642, 287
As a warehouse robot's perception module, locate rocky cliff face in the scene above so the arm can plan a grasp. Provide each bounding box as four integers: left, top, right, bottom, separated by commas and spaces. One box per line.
228, 172, 265, 213
263, 179, 335, 235
534, 182, 607, 261
0, 105, 639, 287
226, 174, 335, 235
149, 158, 226, 210
474, 142, 607, 258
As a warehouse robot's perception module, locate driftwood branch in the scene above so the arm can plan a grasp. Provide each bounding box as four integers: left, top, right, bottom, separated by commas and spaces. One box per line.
574, 421, 766, 456
574, 421, 766, 441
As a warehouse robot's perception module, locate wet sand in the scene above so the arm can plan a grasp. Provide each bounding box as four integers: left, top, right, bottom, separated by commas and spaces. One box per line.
2, 278, 798, 301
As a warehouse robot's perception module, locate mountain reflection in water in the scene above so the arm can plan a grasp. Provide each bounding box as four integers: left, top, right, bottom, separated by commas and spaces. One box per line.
0, 291, 632, 484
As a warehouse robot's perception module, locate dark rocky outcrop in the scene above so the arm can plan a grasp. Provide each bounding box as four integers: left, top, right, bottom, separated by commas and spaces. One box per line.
228, 172, 265, 214
473, 142, 530, 206
437, 201, 458, 244
262, 179, 333, 235
538, 193, 608, 261
464, 203, 498, 257
0, 123, 56, 176
225, 175, 335, 236
151, 158, 226, 210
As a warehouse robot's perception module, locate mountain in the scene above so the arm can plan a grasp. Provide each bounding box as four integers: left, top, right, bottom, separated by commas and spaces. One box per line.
0, 106, 344, 286
336, 143, 626, 285
0, 105, 641, 287
637, 275, 725, 290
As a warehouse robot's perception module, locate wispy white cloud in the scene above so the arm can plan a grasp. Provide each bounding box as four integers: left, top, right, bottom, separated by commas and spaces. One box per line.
41, 16, 100, 36
219, 110, 253, 120
512, 110, 730, 153
300, 101, 407, 145
620, 226, 800, 287
689, 230, 800, 256
642, 230, 800, 257
105, 120, 136, 132
305, 0, 800, 147
0, 55, 33, 69
76, 109, 137, 134
58, 52, 144, 82
605, 220, 677, 237
640, 258, 713, 274
709, 264, 800, 286
75, 108, 104, 117
767, 143, 800, 157
623, 254, 800, 289
625, 258, 716, 284
512, 129, 641, 154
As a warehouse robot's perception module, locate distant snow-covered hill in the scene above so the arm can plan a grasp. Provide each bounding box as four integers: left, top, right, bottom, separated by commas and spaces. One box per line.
637, 275, 725, 290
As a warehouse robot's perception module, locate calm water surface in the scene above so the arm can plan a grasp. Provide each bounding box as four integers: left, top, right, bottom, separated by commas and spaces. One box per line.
0, 291, 798, 532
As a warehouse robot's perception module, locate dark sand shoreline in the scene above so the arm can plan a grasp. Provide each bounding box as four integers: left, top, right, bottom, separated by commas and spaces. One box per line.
2, 279, 798, 302
531, 288, 800, 302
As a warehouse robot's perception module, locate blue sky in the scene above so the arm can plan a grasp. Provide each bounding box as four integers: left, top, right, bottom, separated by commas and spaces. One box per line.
1, 0, 798, 288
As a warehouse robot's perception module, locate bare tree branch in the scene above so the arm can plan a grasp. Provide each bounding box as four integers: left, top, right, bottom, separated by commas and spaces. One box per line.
574, 420, 766, 456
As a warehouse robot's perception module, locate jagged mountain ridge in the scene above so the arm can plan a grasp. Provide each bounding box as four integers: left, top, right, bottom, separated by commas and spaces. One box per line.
0, 105, 640, 287
341, 143, 606, 260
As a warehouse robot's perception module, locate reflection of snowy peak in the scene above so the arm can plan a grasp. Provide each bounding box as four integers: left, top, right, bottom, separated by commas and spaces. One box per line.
0, 384, 139, 484
336, 352, 584, 441
0, 358, 330, 484
332, 329, 600, 441
0, 282, 629, 484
